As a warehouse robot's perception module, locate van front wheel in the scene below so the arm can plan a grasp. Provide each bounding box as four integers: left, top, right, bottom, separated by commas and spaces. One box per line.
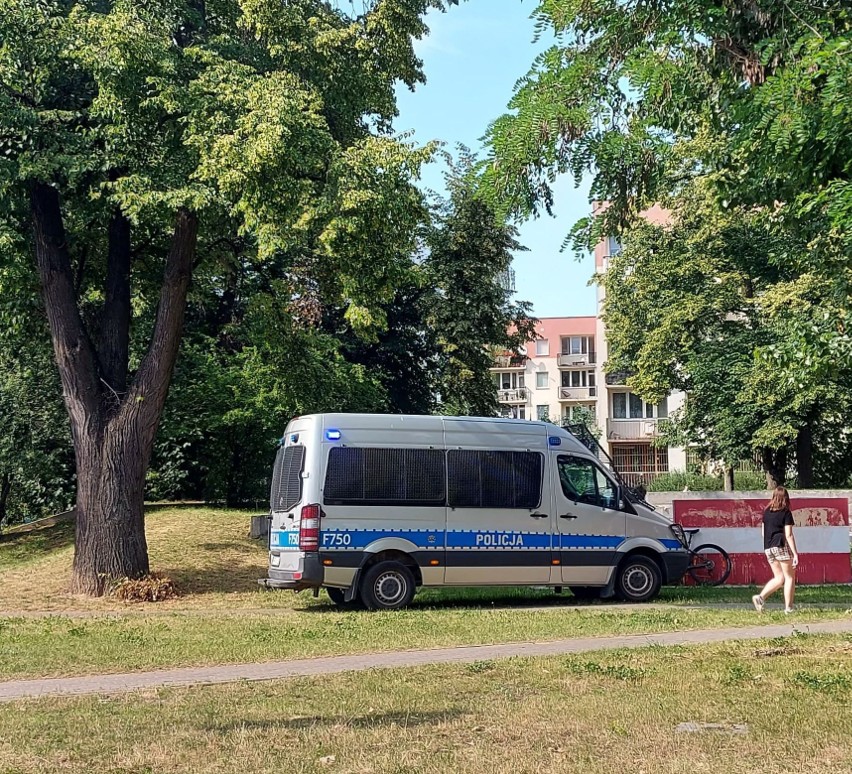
360, 561, 416, 610
615, 556, 662, 602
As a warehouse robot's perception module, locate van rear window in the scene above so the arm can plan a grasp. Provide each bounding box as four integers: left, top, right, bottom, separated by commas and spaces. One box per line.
324, 447, 446, 506
448, 450, 542, 509
270, 445, 306, 512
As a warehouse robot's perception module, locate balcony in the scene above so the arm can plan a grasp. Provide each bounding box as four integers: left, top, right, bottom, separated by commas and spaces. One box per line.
491, 355, 527, 370
497, 388, 530, 403
558, 386, 597, 402
605, 370, 633, 387
607, 418, 659, 440
557, 352, 596, 368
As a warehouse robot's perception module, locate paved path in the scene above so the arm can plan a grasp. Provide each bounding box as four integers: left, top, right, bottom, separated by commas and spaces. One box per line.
4, 618, 852, 702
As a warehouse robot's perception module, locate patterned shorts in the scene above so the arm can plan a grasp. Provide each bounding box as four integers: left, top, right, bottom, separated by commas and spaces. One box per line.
765, 546, 792, 563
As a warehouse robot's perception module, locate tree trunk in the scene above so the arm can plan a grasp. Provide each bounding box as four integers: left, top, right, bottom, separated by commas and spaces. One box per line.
796, 421, 814, 489
723, 465, 735, 492
0, 472, 11, 532
71, 423, 149, 594
761, 447, 787, 489
32, 182, 198, 595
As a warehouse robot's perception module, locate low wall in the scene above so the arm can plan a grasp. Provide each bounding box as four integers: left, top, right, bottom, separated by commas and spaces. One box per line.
665, 493, 852, 585
647, 490, 852, 519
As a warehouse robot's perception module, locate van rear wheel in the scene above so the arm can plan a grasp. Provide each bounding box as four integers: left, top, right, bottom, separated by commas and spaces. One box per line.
615, 555, 662, 602
360, 561, 416, 610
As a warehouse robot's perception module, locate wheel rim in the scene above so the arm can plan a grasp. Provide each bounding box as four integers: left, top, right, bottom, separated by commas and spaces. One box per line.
623, 564, 654, 597
690, 548, 728, 584
373, 571, 408, 606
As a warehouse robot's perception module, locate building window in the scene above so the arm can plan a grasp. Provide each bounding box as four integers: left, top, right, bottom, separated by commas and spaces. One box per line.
536, 404, 550, 421
564, 369, 596, 389
495, 372, 524, 390
607, 236, 622, 256
500, 405, 527, 420
536, 372, 549, 389
612, 392, 666, 420
535, 339, 549, 356
563, 404, 596, 422
611, 444, 669, 487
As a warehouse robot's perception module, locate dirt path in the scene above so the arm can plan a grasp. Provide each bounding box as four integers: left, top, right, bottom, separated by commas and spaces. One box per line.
3, 618, 852, 702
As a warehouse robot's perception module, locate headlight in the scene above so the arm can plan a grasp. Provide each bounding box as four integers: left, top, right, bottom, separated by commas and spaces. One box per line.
669, 523, 686, 546
270, 553, 281, 567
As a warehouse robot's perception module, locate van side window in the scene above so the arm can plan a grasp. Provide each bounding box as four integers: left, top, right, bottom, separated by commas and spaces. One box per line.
270, 445, 306, 512
324, 447, 446, 506
448, 450, 542, 509
557, 455, 618, 509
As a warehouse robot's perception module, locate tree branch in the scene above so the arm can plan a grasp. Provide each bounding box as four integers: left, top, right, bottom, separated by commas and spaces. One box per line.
100, 208, 132, 397
0, 79, 36, 108
123, 208, 198, 445
31, 182, 103, 432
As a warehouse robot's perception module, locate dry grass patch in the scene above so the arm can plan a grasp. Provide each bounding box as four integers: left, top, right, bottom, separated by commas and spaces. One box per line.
2, 634, 852, 773
0, 507, 279, 613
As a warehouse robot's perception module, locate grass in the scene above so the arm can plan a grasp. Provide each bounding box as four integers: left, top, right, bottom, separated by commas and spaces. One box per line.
3, 634, 852, 773
1, 507, 851, 682
4, 602, 851, 681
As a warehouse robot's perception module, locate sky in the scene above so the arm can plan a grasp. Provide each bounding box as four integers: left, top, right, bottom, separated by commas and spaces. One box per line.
393, 0, 596, 318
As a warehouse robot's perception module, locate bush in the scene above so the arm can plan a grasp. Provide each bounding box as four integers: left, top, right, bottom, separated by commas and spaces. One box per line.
647, 470, 768, 492
647, 472, 722, 492
108, 574, 178, 603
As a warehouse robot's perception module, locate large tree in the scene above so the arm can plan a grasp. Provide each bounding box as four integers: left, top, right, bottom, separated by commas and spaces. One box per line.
0, 0, 454, 594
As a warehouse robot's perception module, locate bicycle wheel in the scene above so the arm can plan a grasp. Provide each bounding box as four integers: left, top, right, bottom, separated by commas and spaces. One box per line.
687, 543, 732, 586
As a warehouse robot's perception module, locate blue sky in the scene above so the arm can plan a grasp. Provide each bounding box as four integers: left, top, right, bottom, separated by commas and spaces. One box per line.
393, 0, 596, 318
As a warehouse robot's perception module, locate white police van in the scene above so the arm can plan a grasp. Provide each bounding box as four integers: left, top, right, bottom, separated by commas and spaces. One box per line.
259, 413, 689, 609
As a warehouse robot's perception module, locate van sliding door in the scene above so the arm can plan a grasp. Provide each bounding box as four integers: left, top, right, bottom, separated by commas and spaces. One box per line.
444, 448, 552, 585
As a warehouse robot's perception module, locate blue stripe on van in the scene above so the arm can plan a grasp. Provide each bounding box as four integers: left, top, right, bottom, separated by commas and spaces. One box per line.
271, 529, 684, 552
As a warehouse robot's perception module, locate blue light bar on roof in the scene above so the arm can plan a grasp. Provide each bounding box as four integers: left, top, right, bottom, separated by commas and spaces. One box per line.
326, 429, 342, 441
548, 436, 562, 446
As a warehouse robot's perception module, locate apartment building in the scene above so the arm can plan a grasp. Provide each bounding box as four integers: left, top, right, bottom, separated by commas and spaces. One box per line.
491, 204, 686, 485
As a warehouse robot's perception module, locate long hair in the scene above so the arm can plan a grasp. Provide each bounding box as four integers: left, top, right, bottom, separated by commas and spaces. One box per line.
768, 485, 790, 511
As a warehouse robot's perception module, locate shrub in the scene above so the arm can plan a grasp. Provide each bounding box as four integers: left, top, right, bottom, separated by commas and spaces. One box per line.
108, 574, 178, 603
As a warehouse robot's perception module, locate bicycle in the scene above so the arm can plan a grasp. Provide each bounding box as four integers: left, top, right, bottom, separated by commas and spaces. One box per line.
671, 525, 733, 586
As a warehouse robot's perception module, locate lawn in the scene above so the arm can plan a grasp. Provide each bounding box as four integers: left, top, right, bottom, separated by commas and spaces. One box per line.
1, 508, 851, 681
2, 634, 852, 773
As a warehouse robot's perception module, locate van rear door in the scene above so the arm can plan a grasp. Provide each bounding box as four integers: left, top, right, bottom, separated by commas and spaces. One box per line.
269, 438, 308, 573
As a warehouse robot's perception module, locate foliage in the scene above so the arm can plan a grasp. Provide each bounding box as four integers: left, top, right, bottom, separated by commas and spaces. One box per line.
485, 1, 852, 486
0, 0, 459, 582
425, 150, 537, 416
645, 470, 767, 493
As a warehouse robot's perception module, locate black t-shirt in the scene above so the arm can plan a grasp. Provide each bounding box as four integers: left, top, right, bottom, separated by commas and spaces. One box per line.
763, 508, 794, 550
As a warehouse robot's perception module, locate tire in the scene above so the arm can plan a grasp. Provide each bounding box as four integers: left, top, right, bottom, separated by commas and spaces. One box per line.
687, 544, 732, 586
359, 561, 416, 611
569, 586, 601, 601
615, 555, 662, 602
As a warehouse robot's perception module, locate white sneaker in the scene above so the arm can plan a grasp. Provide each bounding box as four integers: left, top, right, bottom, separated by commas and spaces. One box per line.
784, 607, 794, 615
752, 595, 765, 613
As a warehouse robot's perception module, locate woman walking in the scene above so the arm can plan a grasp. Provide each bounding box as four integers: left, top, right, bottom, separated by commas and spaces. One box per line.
752, 486, 799, 614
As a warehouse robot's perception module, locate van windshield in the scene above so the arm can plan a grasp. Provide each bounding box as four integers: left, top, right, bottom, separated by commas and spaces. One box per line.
270, 445, 306, 512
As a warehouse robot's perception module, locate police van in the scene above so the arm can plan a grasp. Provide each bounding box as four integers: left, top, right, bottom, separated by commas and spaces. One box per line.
259, 413, 689, 609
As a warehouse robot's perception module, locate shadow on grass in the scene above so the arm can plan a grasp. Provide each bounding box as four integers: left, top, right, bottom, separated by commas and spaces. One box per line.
209, 709, 464, 732
0, 519, 76, 568
159, 559, 266, 596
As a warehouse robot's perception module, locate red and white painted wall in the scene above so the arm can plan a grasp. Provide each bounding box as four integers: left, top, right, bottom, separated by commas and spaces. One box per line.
674, 497, 852, 585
